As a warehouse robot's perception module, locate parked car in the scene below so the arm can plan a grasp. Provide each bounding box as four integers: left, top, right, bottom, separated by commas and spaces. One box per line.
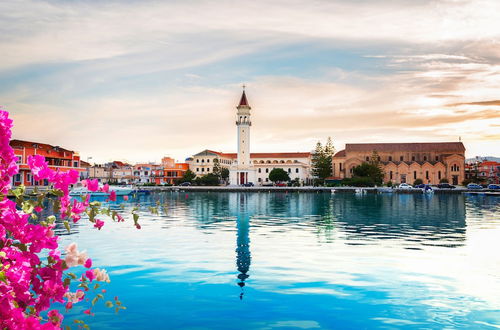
415, 183, 426, 189
275, 183, 287, 187
241, 182, 254, 187
437, 183, 455, 189
488, 184, 500, 190
467, 183, 483, 190
398, 183, 412, 189
179, 182, 191, 186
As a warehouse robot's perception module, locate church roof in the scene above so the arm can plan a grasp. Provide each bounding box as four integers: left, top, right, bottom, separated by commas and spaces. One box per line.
345, 142, 465, 153
238, 90, 249, 107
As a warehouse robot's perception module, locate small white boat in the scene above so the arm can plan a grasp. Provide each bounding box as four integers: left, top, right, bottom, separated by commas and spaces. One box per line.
69, 185, 134, 196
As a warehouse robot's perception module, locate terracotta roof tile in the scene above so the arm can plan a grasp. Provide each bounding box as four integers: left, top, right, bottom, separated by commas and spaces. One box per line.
345, 142, 465, 153
10, 139, 74, 153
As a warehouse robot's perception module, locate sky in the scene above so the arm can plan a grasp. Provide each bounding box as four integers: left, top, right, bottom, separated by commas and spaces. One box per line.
1, 0, 499, 164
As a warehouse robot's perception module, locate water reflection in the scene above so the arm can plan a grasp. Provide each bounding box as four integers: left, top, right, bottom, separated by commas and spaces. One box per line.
232, 194, 251, 299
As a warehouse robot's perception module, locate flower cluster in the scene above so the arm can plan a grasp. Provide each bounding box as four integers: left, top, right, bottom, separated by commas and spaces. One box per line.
0, 109, 131, 329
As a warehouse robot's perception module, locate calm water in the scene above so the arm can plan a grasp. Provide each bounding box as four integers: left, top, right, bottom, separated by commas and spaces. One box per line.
55, 192, 500, 329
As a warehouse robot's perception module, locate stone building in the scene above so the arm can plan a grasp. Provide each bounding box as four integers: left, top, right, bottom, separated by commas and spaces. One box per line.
332, 142, 465, 185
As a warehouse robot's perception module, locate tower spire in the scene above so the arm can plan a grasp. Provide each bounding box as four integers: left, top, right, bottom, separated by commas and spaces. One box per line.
238, 85, 249, 107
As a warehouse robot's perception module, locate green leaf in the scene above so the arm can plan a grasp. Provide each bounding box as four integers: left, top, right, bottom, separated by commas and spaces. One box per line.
47, 215, 56, 224
93, 283, 100, 290
133, 213, 139, 224
67, 272, 77, 279
63, 221, 71, 233
64, 277, 71, 287
0, 271, 7, 284
105, 301, 114, 308
92, 297, 98, 306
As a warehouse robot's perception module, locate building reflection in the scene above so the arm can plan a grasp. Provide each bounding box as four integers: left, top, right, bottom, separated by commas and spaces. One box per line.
234, 194, 251, 299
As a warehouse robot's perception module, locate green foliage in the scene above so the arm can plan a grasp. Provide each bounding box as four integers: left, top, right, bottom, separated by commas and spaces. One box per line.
462, 179, 472, 186
352, 162, 384, 185
386, 181, 393, 187
440, 178, 449, 183
311, 137, 335, 184
269, 168, 290, 183
220, 168, 229, 180
182, 169, 196, 183
341, 177, 375, 187
195, 173, 220, 186
413, 178, 423, 186
212, 158, 221, 177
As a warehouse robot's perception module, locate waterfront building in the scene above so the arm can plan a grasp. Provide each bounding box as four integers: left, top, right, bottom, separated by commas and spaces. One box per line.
159, 157, 189, 184
476, 161, 500, 184
88, 164, 112, 183
10, 139, 86, 187
189, 89, 312, 186
133, 163, 154, 184
332, 142, 466, 185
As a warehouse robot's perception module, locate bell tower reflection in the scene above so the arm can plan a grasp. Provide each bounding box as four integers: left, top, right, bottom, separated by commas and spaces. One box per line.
234, 193, 251, 300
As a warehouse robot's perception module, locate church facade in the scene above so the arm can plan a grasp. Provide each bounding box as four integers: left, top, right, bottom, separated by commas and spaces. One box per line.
189, 90, 312, 186
332, 142, 466, 185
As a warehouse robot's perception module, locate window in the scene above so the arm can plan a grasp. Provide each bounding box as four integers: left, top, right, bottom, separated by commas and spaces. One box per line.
144, 171, 148, 175
426, 171, 429, 180
258, 168, 261, 173
265, 178, 269, 182
366, 156, 369, 161
438, 171, 442, 179
339, 163, 342, 171
287, 168, 291, 173
14, 174, 21, 182
390, 171, 393, 180
16, 155, 22, 164
389, 156, 392, 161
73, 161, 79, 167
207, 159, 210, 163
258, 178, 262, 182
414, 171, 417, 179
412, 156, 415, 161
296, 168, 299, 173
400, 156, 404, 161
266, 168, 269, 173
207, 168, 210, 172
196, 168, 199, 172
196, 159, 199, 163
423, 156, 427, 161
202, 168, 205, 172
202, 159, 205, 163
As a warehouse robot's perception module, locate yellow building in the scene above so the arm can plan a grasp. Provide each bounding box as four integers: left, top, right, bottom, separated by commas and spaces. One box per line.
332, 142, 465, 185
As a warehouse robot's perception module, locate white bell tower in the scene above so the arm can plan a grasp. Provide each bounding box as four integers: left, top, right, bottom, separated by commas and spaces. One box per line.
229, 86, 257, 185
237, 86, 251, 167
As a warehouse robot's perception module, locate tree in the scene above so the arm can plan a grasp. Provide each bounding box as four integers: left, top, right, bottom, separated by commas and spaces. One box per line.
182, 169, 196, 183
212, 158, 221, 178
352, 162, 384, 185
199, 173, 219, 186
311, 137, 335, 184
413, 178, 423, 186
220, 168, 229, 182
269, 168, 290, 183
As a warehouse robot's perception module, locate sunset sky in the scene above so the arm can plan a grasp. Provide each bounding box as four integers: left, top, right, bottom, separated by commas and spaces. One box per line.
1, 0, 499, 163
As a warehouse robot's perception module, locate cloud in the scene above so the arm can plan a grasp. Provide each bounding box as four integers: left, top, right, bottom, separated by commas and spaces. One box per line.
446, 100, 500, 107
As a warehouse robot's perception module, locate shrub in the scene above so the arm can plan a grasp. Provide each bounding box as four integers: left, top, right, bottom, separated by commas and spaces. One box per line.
413, 178, 423, 186
386, 181, 393, 187
440, 178, 449, 183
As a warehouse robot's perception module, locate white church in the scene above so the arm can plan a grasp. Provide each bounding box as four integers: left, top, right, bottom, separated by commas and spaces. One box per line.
188, 89, 312, 186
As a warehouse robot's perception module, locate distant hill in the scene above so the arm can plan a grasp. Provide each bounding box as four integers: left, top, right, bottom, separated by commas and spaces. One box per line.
466, 156, 500, 163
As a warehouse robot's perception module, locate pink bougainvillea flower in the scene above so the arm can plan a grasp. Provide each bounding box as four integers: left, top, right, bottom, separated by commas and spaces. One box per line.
101, 184, 110, 193
135, 223, 142, 230
82, 178, 99, 192
109, 190, 117, 201
123, 195, 129, 201
34, 206, 43, 213
83, 309, 91, 315
94, 219, 105, 230
84, 258, 92, 268
85, 269, 95, 282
